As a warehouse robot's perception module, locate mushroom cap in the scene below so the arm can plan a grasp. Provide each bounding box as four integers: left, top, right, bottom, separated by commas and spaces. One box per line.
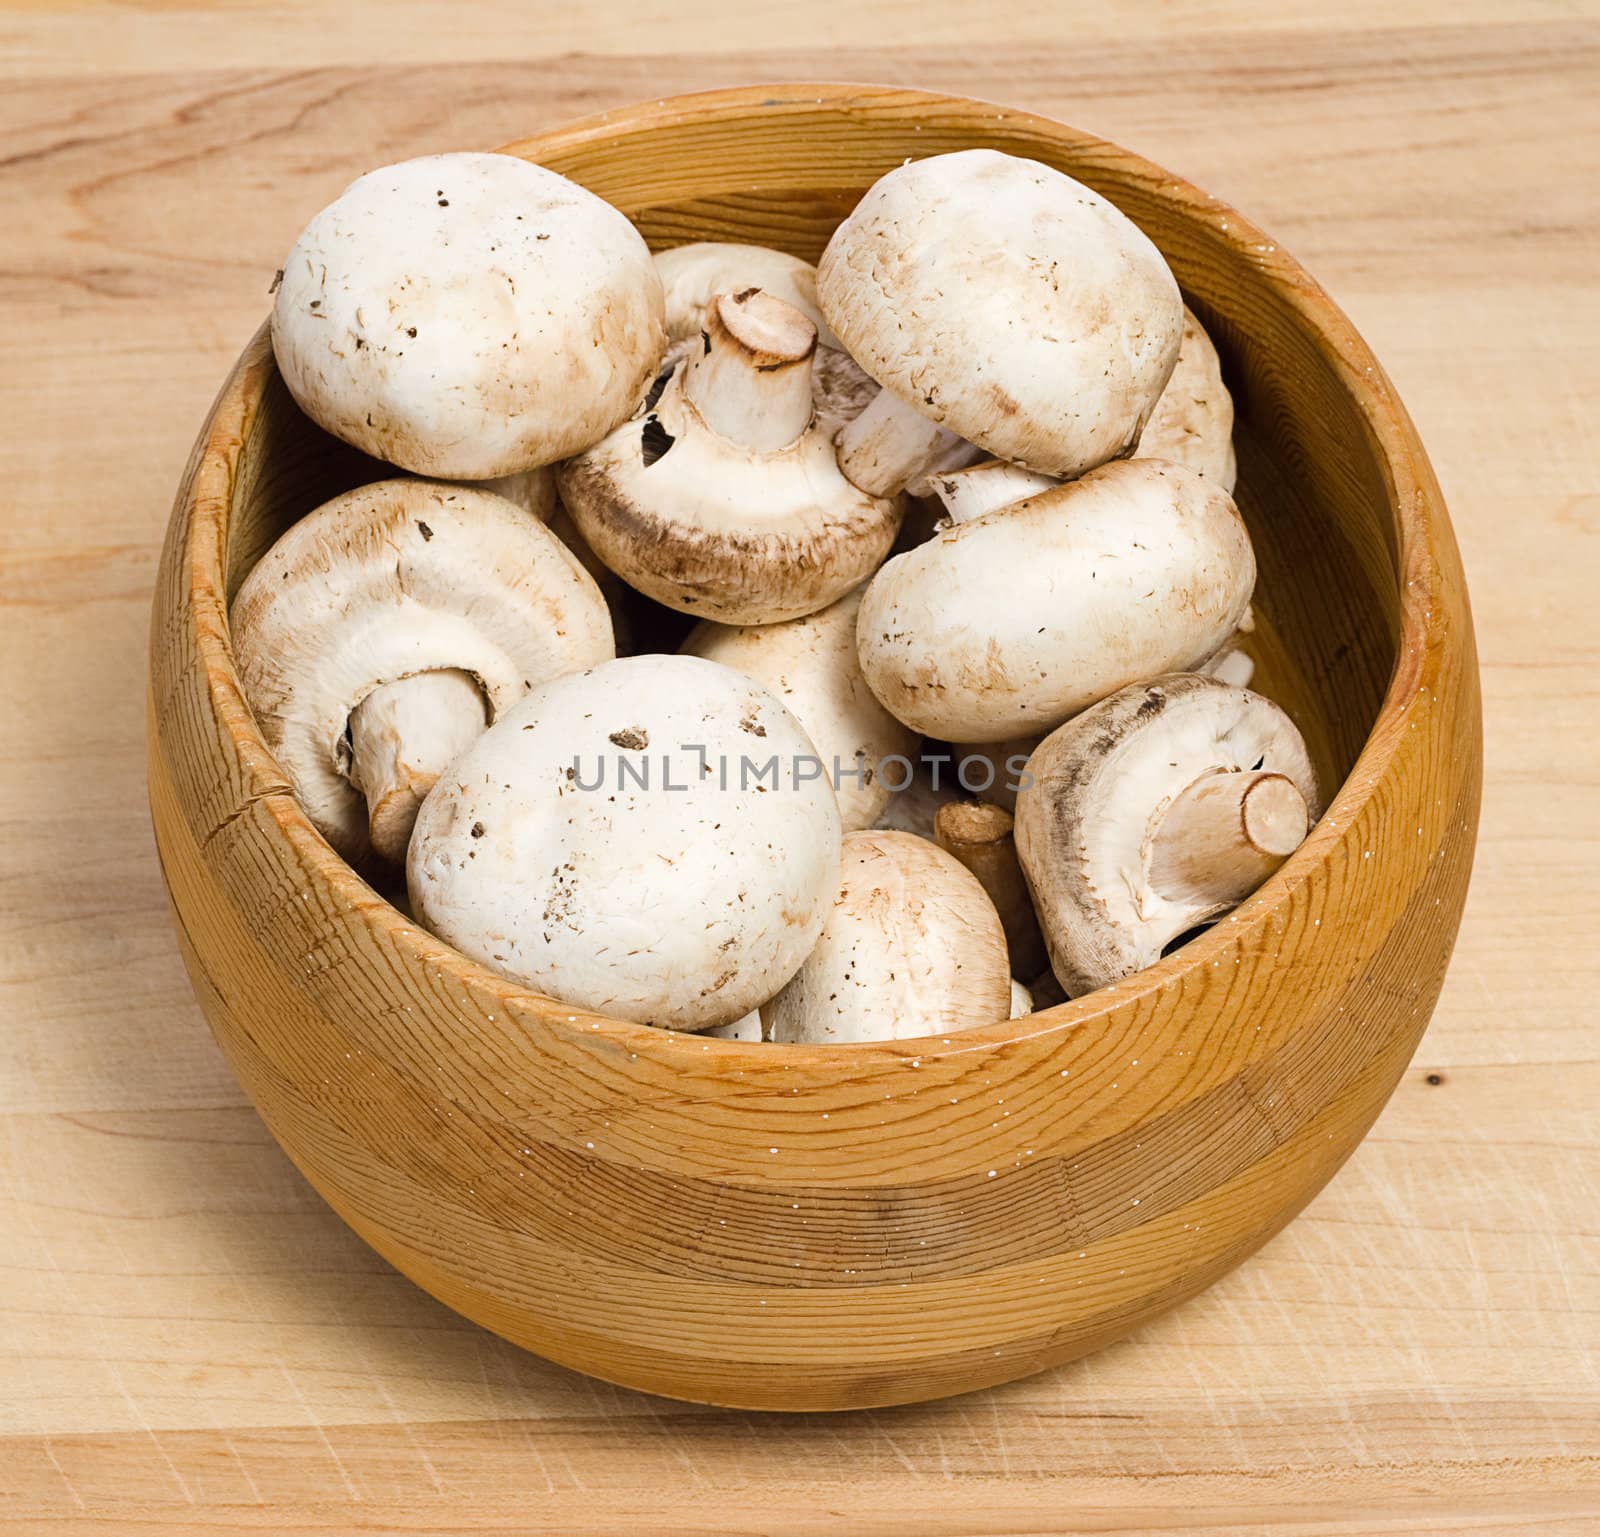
765, 830, 1011, 1044
272, 153, 666, 479
230, 479, 615, 862
1136, 306, 1237, 491
681, 586, 919, 832
407, 654, 843, 1031
655, 241, 841, 348
1014, 673, 1320, 996
857, 458, 1255, 742
817, 149, 1184, 478
556, 337, 901, 627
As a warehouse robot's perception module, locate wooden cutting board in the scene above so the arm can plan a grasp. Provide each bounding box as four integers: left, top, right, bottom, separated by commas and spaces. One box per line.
2, 4, 1596, 1530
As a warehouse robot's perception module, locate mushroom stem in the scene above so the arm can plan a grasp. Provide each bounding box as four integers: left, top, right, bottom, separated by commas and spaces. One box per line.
1201, 646, 1255, 688
681, 289, 817, 452
934, 800, 1049, 980
835, 387, 971, 497
903, 438, 986, 498
1148, 769, 1309, 912
348, 669, 487, 863
931, 460, 1060, 524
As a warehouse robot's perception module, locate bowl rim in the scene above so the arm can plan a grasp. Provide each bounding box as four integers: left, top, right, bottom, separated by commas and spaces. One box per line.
171, 80, 1457, 1069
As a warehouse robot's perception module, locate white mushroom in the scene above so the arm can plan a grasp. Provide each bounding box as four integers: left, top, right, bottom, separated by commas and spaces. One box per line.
655, 329, 880, 445
933, 799, 1048, 981
652, 242, 876, 439
272, 153, 665, 479
461, 467, 557, 522
1009, 979, 1034, 1019
1135, 305, 1237, 491
543, 498, 636, 652
857, 458, 1255, 742
1014, 672, 1319, 996
702, 1009, 766, 1043
818, 149, 1184, 495
231, 480, 615, 864
558, 288, 900, 624
408, 654, 841, 1031
929, 460, 1060, 525
1198, 604, 1257, 689
764, 830, 1011, 1044
680, 586, 918, 831
655, 241, 840, 348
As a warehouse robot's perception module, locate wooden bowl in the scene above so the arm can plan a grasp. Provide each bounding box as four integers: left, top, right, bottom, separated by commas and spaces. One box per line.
147, 84, 1480, 1411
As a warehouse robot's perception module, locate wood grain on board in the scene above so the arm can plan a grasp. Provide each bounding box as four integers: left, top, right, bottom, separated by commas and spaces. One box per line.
2, 8, 1597, 1532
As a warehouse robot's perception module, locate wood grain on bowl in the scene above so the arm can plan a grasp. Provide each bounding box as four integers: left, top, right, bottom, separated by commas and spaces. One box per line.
146, 84, 1480, 1411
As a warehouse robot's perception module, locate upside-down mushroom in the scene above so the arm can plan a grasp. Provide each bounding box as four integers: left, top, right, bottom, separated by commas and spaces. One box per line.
765, 830, 1011, 1044
680, 586, 918, 832
230, 480, 615, 864
408, 654, 842, 1031
272, 153, 665, 479
1014, 672, 1319, 996
653, 243, 878, 439
558, 288, 901, 624
817, 149, 1183, 496
857, 459, 1255, 742
655, 241, 839, 348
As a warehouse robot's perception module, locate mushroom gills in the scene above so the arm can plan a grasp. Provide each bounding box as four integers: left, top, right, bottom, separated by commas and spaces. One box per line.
346, 669, 487, 864
228, 479, 615, 865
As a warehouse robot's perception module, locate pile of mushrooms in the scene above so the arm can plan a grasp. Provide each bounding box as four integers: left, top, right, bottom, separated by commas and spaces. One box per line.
237, 146, 1322, 1044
